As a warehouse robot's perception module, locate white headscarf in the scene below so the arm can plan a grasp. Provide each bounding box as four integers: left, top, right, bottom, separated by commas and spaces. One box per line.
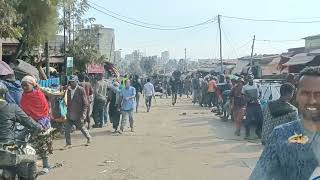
21, 75, 37, 86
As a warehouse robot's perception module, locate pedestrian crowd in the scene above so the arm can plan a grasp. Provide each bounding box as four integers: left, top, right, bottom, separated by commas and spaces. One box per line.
0, 72, 154, 174
0, 66, 320, 179
188, 67, 320, 179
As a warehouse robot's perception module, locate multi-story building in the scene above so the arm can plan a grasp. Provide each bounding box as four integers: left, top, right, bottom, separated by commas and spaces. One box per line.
161, 51, 170, 65
304, 34, 320, 51
97, 27, 115, 62
48, 35, 65, 55
78, 25, 115, 62
114, 50, 121, 65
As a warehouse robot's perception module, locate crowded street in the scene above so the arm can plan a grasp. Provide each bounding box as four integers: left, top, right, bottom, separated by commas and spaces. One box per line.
41, 97, 261, 180
2, 0, 320, 179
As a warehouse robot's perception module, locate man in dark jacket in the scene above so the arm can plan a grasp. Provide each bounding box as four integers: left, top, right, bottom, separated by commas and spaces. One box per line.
65, 75, 91, 147
131, 76, 143, 113
0, 82, 41, 144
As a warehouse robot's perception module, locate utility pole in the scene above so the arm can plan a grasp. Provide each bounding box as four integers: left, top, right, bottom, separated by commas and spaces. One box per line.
63, 0, 67, 76
184, 48, 187, 71
218, 15, 223, 73
45, 41, 49, 78
250, 35, 256, 67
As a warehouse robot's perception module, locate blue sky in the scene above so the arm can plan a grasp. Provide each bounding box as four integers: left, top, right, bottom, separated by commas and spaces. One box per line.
87, 0, 320, 59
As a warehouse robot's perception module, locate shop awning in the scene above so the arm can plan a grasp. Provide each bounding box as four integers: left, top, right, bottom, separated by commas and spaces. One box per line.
283, 53, 315, 66
87, 64, 105, 74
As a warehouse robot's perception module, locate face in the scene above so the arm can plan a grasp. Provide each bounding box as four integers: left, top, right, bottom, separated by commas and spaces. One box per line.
21, 82, 34, 92
248, 77, 254, 84
126, 80, 131, 88
297, 75, 320, 122
69, 81, 77, 89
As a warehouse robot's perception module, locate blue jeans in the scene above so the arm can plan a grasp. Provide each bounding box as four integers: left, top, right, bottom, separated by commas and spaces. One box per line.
93, 99, 105, 127
120, 110, 134, 131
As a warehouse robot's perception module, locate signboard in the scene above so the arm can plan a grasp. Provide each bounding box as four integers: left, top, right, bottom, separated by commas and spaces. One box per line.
66, 57, 73, 76
87, 64, 105, 74
67, 57, 73, 68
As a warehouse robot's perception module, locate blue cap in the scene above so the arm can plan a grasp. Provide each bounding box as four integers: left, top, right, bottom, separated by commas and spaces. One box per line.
68, 75, 79, 82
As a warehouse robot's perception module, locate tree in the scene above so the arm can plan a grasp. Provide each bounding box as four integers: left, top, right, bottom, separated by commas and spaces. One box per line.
11, 0, 59, 60
0, 0, 23, 39
128, 61, 143, 75
140, 57, 157, 76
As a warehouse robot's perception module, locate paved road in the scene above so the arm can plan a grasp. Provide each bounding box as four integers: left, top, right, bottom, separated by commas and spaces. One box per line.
40, 97, 262, 180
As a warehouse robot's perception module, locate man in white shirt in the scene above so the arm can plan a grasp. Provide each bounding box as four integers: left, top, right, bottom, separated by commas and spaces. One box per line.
242, 75, 263, 140
143, 78, 155, 112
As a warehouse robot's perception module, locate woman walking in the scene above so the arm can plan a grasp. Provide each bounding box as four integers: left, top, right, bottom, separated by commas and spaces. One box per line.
230, 78, 246, 136
20, 75, 52, 173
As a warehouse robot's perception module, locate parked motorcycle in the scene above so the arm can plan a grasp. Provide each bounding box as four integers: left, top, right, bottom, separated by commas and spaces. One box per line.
0, 125, 55, 180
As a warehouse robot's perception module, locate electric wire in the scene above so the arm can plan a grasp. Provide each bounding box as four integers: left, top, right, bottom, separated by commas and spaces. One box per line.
88, 2, 216, 30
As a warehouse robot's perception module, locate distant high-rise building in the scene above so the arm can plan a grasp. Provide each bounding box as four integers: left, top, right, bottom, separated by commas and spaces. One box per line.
161, 51, 170, 65
97, 27, 115, 62
114, 50, 121, 64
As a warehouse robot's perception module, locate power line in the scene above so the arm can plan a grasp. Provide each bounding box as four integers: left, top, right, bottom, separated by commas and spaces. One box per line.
221, 24, 241, 58
88, 0, 181, 28
87, 2, 216, 30
256, 39, 304, 42
222, 15, 320, 24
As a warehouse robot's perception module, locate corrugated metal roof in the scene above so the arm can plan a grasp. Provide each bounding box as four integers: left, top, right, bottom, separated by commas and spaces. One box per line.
232, 60, 249, 73
283, 53, 315, 66
309, 49, 320, 55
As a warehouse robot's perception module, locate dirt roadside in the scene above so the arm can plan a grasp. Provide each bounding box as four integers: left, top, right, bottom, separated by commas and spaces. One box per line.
40, 97, 262, 180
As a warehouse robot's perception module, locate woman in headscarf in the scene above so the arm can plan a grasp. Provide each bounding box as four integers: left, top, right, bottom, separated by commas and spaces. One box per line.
20, 75, 51, 172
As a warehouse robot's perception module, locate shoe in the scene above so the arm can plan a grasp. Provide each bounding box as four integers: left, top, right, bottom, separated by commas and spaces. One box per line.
244, 135, 251, 140
64, 145, 72, 149
234, 129, 241, 136
87, 137, 92, 144
131, 128, 134, 132
117, 130, 122, 134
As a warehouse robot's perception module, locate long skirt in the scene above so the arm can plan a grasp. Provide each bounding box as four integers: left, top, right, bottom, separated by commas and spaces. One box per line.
233, 107, 246, 129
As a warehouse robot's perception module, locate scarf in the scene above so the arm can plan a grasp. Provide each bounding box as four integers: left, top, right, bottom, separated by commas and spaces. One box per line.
20, 88, 49, 121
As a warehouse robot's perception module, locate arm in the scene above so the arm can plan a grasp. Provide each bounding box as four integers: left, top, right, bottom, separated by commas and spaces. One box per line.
139, 83, 143, 94
249, 129, 281, 180
128, 88, 136, 99
152, 85, 155, 97
80, 88, 89, 121
118, 93, 123, 111
15, 105, 42, 133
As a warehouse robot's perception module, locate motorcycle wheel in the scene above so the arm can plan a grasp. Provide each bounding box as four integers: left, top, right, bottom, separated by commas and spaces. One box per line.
0, 168, 16, 180
17, 162, 37, 180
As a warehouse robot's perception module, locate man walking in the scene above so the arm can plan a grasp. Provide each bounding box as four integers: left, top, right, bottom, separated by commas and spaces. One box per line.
78, 73, 93, 129
261, 83, 298, 144
131, 75, 143, 113
191, 74, 200, 104
143, 78, 155, 112
242, 75, 263, 139
207, 77, 218, 108
107, 81, 121, 133
93, 74, 108, 128
118, 79, 136, 132
65, 75, 91, 147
